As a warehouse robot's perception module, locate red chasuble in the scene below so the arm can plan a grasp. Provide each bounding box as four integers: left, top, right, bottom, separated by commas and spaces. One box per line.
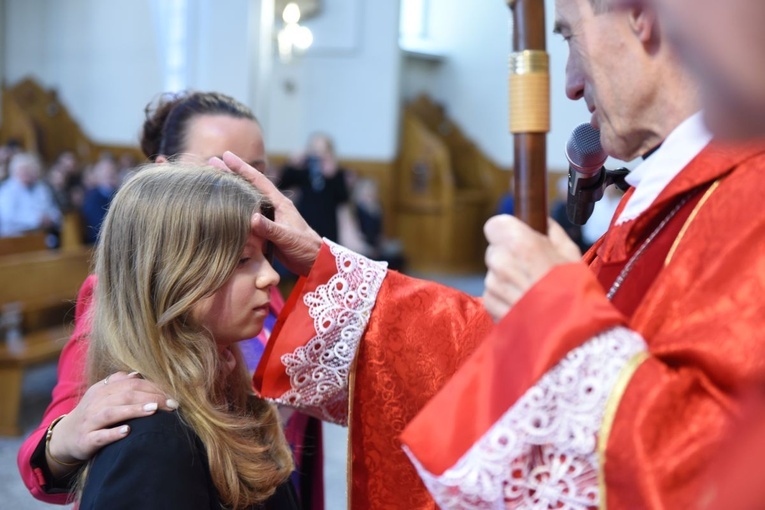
401, 141, 765, 509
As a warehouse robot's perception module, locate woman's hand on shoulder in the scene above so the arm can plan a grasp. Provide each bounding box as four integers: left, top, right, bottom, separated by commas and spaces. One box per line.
46, 371, 178, 474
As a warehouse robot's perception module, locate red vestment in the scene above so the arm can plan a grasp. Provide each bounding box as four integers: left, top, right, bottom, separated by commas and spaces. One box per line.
253, 116, 765, 507
401, 141, 765, 508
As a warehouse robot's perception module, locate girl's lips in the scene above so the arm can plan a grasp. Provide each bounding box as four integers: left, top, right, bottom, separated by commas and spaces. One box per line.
253, 302, 270, 313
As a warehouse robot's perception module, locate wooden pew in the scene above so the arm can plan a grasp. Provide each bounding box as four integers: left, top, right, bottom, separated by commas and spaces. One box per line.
0, 248, 92, 435
0, 212, 88, 259
0, 231, 48, 257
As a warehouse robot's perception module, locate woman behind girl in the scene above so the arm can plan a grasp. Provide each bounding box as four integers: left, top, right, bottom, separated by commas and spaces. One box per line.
78, 163, 296, 509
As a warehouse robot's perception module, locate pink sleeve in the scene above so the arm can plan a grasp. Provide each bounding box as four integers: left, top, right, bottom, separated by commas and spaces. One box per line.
16, 275, 95, 503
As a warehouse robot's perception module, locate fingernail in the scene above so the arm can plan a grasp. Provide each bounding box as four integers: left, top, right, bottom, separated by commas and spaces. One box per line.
143, 402, 158, 412
119, 425, 129, 435
166, 399, 180, 410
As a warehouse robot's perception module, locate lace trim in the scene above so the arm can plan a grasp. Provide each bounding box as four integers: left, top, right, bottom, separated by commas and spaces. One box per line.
405, 327, 647, 509
278, 240, 388, 425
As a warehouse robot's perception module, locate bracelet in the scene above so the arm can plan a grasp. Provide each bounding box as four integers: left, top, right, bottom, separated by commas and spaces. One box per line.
45, 414, 84, 467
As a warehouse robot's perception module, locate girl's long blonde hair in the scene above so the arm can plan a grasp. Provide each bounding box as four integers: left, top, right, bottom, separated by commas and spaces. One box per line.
86, 163, 293, 508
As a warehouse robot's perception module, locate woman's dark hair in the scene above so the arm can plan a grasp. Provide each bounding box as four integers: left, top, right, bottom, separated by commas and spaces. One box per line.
140, 91, 257, 162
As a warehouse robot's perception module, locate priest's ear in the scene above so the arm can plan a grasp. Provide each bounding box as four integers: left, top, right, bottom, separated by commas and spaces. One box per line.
627, 4, 659, 49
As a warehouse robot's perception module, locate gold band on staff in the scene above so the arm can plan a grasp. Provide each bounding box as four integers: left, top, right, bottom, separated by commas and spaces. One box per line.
509, 50, 550, 133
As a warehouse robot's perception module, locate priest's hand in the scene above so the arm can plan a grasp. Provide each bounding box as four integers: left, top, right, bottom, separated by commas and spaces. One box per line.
483, 215, 582, 321
210, 151, 322, 277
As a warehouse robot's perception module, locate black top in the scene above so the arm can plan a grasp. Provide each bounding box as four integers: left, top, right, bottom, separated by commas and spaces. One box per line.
355, 205, 382, 250
80, 186, 116, 244
79, 411, 298, 510
278, 160, 349, 242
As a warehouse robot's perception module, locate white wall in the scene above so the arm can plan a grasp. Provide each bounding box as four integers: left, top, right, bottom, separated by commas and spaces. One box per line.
264, 0, 401, 160
2, 0, 258, 146
187, 0, 261, 109
400, 0, 590, 170
5, 0, 161, 145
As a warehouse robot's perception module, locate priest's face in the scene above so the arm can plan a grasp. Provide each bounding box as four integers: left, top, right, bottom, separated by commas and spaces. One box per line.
555, 0, 658, 160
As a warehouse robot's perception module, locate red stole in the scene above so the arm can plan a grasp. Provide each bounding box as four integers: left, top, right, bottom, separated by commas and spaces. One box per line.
591, 186, 706, 318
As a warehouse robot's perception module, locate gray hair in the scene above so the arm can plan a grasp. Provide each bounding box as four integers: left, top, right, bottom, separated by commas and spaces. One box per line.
9, 152, 42, 179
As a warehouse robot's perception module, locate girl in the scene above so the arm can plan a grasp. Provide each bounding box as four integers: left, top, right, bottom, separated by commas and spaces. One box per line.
78, 163, 296, 509
20, 91, 323, 509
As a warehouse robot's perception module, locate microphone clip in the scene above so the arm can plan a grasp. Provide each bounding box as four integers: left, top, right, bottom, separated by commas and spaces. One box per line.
567, 166, 630, 225
606, 167, 630, 192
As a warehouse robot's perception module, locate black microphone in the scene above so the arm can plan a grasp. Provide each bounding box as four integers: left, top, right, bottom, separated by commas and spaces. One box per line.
565, 123, 607, 225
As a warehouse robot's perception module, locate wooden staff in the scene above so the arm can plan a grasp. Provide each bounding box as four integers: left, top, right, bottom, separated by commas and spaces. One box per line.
507, 0, 549, 233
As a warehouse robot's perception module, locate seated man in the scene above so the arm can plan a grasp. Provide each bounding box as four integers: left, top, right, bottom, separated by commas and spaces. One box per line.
0, 152, 61, 239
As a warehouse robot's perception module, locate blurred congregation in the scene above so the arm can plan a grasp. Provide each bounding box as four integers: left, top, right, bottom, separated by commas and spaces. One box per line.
0, 131, 406, 271
0, 143, 130, 248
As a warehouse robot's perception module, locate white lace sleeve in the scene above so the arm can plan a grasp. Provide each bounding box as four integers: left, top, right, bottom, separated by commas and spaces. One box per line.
275, 240, 388, 425
404, 327, 648, 509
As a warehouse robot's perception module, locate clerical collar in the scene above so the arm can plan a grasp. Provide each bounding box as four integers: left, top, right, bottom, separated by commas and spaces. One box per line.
616, 111, 712, 225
